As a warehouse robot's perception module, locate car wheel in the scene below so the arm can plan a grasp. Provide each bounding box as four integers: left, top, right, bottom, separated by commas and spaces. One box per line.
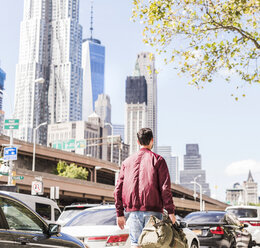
230, 238, 236, 248
190, 239, 198, 248
248, 236, 253, 248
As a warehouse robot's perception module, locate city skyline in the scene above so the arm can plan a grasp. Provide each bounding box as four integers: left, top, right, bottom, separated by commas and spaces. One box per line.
1, 0, 260, 201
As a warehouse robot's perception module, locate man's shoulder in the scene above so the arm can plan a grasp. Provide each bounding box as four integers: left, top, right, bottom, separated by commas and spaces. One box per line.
123, 152, 139, 164
150, 150, 163, 160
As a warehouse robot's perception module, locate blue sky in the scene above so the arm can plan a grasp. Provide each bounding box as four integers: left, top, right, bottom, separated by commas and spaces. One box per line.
1, 0, 260, 201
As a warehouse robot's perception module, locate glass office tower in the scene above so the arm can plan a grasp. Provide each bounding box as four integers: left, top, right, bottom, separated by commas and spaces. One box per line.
0, 68, 6, 110
82, 38, 105, 120
0, 67, 6, 134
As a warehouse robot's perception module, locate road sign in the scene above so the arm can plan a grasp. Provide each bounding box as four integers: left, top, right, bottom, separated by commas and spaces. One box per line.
12, 176, 24, 180
52, 141, 63, 150
4, 147, 17, 161
31, 180, 43, 195
64, 139, 75, 150
76, 140, 86, 149
4, 119, 19, 130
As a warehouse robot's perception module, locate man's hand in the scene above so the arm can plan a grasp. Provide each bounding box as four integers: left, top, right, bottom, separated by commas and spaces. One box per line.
117, 216, 126, 230
169, 213, 176, 224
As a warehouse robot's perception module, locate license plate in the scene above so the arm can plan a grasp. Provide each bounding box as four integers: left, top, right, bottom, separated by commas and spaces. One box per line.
192, 229, 202, 235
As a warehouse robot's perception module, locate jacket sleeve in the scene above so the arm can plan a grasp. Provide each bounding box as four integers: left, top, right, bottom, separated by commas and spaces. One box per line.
157, 157, 175, 214
114, 163, 125, 217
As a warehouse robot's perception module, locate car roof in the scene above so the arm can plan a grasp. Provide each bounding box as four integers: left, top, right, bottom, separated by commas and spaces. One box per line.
64, 203, 100, 209
0, 190, 60, 208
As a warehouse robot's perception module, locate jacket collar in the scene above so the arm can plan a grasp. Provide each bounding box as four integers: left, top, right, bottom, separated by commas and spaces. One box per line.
139, 147, 151, 152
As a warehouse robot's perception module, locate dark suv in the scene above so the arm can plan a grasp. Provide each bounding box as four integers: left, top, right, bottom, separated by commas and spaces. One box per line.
0, 192, 87, 247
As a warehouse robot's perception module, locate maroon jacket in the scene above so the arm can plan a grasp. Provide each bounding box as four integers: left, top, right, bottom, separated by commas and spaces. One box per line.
114, 148, 175, 217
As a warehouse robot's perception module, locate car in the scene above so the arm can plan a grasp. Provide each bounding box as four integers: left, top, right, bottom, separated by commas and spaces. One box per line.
0, 191, 87, 248
183, 211, 253, 248
226, 206, 260, 246
61, 205, 200, 248
0, 190, 61, 223
57, 203, 100, 226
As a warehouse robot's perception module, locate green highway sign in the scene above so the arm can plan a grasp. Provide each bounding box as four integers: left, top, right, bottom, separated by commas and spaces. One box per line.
76, 140, 86, 149
4, 119, 19, 130
12, 176, 24, 180
64, 139, 75, 150
0, 172, 9, 176
52, 141, 63, 150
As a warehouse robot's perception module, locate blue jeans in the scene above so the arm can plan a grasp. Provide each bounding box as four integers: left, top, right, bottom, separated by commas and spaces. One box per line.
128, 211, 162, 246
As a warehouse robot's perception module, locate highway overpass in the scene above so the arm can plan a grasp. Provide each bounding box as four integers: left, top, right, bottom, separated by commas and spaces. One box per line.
0, 135, 228, 215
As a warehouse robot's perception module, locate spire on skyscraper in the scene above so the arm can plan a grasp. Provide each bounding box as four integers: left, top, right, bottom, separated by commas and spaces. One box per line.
247, 170, 254, 182
90, 0, 94, 40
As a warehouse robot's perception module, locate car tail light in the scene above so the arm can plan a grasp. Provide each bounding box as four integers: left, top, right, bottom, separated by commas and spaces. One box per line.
210, 226, 224, 235
106, 234, 129, 246
87, 236, 109, 241
241, 221, 260, 226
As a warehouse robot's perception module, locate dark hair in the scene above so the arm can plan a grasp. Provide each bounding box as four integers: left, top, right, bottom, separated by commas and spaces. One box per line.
137, 128, 153, 146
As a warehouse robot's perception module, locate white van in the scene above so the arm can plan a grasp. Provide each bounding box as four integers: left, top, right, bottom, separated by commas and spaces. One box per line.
226, 205, 260, 245
0, 191, 61, 223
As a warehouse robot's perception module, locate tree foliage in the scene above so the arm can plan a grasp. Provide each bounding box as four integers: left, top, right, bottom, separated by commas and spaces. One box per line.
56, 160, 88, 180
132, 0, 260, 89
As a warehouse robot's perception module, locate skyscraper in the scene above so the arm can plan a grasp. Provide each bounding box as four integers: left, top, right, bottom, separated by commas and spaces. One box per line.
95, 94, 111, 124
13, 0, 83, 144
170, 156, 179, 184
180, 144, 211, 196
13, 0, 50, 143
134, 52, 157, 152
157, 146, 179, 184
82, 39, 105, 120
0, 67, 5, 111
125, 76, 147, 154
48, 0, 83, 124
243, 170, 258, 204
113, 124, 125, 142
82, 3, 105, 120
157, 146, 172, 180
0, 67, 6, 134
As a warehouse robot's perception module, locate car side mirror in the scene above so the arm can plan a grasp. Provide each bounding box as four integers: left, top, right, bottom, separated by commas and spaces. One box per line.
48, 224, 61, 236
179, 221, 187, 228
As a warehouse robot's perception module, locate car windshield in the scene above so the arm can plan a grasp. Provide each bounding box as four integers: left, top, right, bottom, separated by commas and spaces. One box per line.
59, 205, 99, 222
227, 208, 258, 218
183, 212, 225, 223
59, 209, 86, 222
64, 208, 117, 226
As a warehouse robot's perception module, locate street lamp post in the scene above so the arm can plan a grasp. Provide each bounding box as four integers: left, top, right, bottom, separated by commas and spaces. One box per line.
193, 175, 201, 200
31, 77, 45, 140
191, 180, 203, 211
32, 121, 47, 171
104, 123, 113, 163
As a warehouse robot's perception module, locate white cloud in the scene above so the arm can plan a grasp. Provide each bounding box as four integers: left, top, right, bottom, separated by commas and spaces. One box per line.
225, 160, 260, 176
